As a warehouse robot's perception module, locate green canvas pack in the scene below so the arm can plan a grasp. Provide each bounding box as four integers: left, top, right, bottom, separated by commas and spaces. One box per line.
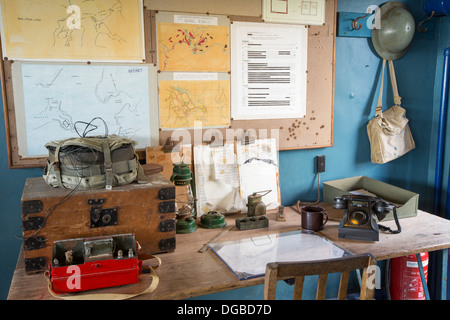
43, 135, 147, 190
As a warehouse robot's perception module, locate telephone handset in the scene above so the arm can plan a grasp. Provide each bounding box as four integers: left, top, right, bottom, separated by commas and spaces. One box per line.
333, 194, 401, 241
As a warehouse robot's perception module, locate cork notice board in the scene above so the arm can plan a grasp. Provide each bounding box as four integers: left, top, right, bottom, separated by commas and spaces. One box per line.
157, 0, 336, 151
1, 0, 336, 168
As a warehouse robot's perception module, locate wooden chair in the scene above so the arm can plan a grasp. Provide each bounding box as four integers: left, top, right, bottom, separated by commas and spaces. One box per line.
264, 253, 377, 300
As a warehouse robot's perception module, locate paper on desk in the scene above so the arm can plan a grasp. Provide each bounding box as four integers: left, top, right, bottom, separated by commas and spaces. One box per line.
209, 230, 349, 280
236, 138, 278, 166
239, 161, 280, 211
212, 146, 238, 186
194, 143, 245, 214
236, 139, 280, 211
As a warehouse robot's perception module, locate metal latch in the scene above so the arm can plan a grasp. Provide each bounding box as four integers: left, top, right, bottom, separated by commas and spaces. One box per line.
88, 199, 118, 228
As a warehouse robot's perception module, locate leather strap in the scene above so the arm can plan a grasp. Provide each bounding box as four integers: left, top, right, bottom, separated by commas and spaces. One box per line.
388, 60, 402, 106
375, 59, 403, 118
375, 58, 387, 117
102, 139, 113, 190
60, 158, 138, 177
44, 255, 161, 300
52, 143, 64, 189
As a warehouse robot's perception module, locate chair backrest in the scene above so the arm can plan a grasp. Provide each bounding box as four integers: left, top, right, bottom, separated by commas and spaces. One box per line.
264, 253, 377, 300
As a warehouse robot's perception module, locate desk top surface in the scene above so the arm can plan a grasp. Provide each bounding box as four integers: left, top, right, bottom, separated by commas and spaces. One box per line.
8, 203, 450, 300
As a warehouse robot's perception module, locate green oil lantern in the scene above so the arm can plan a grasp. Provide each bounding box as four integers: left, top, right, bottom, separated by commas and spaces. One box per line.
170, 161, 197, 234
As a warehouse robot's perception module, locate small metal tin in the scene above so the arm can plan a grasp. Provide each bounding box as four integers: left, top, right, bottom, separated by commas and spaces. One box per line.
198, 211, 227, 229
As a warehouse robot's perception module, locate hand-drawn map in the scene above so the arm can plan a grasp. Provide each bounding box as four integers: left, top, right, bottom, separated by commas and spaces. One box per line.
19, 63, 150, 156
158, 23, 229, 72
159, 80, 230, 129
0, 0, 144, 61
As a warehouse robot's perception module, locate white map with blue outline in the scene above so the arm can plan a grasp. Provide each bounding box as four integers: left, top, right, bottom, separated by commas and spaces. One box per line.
21, 63, 150, 156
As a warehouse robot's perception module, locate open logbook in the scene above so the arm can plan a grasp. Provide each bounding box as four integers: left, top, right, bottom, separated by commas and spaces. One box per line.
193, 138, 280, 215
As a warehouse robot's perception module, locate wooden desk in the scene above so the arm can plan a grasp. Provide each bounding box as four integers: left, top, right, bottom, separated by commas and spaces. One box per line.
7, 203, 450, 300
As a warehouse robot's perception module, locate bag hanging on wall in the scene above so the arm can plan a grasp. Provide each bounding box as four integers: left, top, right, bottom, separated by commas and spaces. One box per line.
367, 59, 415, 164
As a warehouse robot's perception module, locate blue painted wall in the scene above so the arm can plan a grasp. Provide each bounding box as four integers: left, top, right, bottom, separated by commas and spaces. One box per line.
430, 4, 450, 300
432, 10, 450, 219
281, 0, 441, 212
0, 0, 448, 300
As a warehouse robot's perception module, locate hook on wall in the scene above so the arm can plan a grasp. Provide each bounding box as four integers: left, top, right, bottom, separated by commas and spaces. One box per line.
417, 10, 435, 33
351, 11, 371, 30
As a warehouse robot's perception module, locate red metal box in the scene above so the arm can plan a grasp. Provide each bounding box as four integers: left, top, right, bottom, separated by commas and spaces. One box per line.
48, 234, 141, 293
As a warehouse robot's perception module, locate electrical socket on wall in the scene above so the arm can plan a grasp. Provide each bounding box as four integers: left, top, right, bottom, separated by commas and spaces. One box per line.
316, 155, 325, 173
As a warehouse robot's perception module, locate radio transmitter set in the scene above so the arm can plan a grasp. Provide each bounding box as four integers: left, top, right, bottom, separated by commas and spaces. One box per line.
48, 234, 146, 294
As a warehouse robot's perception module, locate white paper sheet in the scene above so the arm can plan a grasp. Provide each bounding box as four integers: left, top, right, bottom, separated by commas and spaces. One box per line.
194, 143, 245, 214
209, 230, 350, 280
262, 0, 326, 25
236, 139, 280, 211
16, 63, 152, 157
231, 21, 308, 120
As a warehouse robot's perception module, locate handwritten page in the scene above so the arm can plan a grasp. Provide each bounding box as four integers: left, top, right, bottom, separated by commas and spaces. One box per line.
236, 139, 280, 211
193, 143, 245, 214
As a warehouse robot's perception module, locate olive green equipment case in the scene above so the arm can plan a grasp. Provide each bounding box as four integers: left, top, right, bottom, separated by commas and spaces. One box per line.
43, 135, 147, 190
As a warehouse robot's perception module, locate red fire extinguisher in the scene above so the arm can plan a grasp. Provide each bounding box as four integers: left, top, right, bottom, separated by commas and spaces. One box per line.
389, 252, 429, 300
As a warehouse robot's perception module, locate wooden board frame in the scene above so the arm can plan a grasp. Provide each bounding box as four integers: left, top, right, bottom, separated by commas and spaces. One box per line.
156, 0, 336, 153
1, 1, 336, 168
0, 2, 155, 169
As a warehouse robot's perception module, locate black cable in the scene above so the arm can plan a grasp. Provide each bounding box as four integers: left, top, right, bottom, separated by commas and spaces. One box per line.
74, 117, 109, 138
19, 138, 102, 241
20, 117, 111, 242
378, 206, 402, 234
243, 157, 277, 166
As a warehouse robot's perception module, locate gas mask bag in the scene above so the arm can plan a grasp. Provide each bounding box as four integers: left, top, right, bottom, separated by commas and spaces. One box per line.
43, 134, 147, 190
